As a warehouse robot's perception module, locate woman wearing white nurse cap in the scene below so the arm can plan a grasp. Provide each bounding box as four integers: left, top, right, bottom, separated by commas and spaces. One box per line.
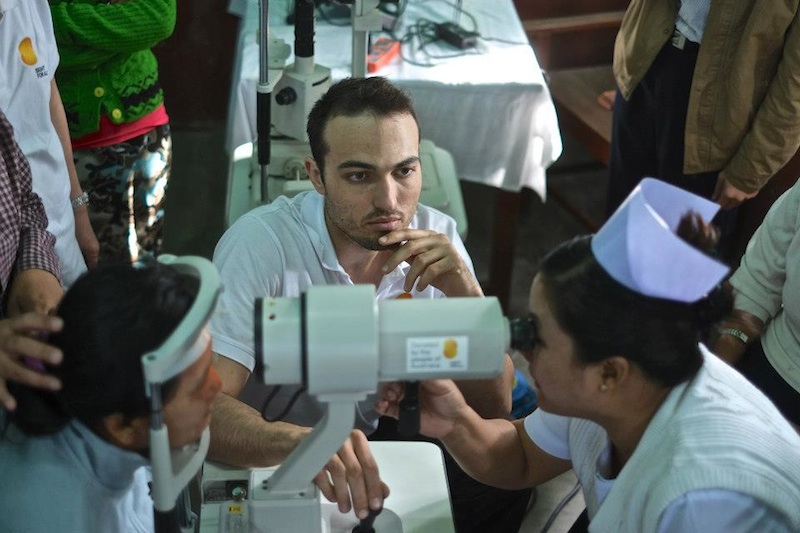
378, 177, 800, 533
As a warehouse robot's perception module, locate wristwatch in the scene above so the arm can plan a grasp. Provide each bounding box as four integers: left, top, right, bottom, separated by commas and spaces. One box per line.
721, 327, 750, 345
71, 191, 89, 211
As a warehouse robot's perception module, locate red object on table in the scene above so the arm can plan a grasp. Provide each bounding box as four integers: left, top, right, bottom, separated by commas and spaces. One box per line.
367, 37, 401, 73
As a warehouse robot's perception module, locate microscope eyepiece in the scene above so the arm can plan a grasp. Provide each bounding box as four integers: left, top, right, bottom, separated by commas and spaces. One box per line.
509, 316, 538, 352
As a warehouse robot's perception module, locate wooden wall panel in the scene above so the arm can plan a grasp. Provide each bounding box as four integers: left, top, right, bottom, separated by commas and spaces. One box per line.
153, 1, 239, 126
513, 0, 629, 20
528, 25, 619, 70
513, 0, 626, 69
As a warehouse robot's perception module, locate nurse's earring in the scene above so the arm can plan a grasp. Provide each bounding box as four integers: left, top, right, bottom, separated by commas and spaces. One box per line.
599, 357, 626, 393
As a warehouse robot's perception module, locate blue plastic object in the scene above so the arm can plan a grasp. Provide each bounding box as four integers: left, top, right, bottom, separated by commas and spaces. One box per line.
510, 369, 538, 419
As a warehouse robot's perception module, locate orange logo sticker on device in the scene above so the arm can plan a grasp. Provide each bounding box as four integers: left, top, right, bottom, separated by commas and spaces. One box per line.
443, 338, 458, 359
19, 37, 38, 66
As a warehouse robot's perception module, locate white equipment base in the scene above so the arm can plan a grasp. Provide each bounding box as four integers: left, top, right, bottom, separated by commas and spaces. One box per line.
200, 441, 454, 533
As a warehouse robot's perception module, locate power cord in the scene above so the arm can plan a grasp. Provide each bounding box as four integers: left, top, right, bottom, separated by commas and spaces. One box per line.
260, 385, 308, 422
317, 0, 352, 26
539, 478, 582, 533
394, 18, 482, 67
286, 0, 531, 67
378, 0, 409, 33
385, 0, 529, 67
481, 36, 531, 46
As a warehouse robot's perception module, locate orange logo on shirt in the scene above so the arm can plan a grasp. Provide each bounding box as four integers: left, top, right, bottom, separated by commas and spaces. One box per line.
18, 37, 38, 66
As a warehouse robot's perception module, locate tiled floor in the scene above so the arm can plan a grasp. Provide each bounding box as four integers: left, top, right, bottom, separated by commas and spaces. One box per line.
164, 123, 607, 532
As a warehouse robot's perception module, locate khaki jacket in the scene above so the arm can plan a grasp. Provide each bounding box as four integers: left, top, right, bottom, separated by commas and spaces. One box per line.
614, 0, 800, 192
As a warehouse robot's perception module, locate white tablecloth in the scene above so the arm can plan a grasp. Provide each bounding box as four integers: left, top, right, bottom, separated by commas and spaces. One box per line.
226, 0, 562, 197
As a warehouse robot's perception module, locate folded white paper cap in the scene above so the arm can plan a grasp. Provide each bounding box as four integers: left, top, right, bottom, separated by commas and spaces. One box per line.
590, 178, 730, 303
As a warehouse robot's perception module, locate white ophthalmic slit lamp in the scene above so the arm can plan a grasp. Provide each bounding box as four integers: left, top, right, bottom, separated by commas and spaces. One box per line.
201, 283, 519, 532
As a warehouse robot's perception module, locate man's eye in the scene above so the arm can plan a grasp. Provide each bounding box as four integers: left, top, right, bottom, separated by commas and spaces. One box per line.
396, 167, 415, 179
346, 172, 367, 182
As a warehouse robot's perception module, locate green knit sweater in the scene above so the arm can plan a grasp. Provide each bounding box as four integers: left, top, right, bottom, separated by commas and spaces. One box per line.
50, 0, 177, 138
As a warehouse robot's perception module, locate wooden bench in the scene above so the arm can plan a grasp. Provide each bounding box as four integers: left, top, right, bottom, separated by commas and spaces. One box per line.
548, 66, 615, 167
546, 67, 800, 261
544, 66, 616, 230
516, 0, 627, 70
514, 1, 799, 260
513, 1, 626, 231
545, 64, 800, 256
473, 4, 623, 310
523, 11, 624, 70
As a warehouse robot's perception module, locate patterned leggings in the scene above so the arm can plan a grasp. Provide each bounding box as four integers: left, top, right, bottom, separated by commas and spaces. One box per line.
73, 124, 171, 265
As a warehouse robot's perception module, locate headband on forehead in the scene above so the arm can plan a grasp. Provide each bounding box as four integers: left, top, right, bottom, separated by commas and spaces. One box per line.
141, 255, 220, 388
591, 178, 730, 303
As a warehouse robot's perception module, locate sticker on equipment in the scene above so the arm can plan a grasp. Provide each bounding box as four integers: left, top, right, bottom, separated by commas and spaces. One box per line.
407, 336, 469, 372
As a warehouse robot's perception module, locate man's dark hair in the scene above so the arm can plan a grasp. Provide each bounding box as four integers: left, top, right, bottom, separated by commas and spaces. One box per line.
306, 76, 420, 178
8, 262, 198, 436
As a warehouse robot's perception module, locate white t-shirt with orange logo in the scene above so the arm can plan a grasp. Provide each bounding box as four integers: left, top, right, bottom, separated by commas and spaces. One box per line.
0, 0, 87, 287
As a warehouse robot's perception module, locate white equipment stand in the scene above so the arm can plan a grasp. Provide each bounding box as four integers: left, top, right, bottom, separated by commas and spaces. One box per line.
200, 441, 454, 533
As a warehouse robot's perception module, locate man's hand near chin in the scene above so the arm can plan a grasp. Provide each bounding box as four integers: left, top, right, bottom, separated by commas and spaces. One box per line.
378, 229, 483, 297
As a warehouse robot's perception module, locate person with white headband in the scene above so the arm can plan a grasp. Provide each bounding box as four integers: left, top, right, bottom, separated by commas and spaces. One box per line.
377, 178, 800, 532
0, 256, 222, 532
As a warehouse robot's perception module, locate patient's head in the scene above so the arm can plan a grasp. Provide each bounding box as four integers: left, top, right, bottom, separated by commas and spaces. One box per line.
10, 263, 221, 450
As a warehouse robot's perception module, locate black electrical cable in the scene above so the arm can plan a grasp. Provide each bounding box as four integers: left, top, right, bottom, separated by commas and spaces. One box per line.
258, 385, 283, 416
397, 18, 481, 67
378, 0, 408, 33
315, 1, 351, 27
539, 479, 582, 533
263, 386, 307, 423
481, 36, 531, 46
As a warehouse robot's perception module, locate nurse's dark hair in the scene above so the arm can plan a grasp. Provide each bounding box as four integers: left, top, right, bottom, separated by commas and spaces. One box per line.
7, 262, 199, 436
537, 212, 731, 387
306, 76, 420, 178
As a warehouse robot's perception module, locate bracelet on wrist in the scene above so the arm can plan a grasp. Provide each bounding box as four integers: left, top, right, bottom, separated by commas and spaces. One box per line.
720, 327, 750, 345
71, 191, 89, 211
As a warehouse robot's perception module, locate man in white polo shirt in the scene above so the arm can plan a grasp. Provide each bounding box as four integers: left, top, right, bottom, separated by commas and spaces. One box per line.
208, 77, 526, 532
